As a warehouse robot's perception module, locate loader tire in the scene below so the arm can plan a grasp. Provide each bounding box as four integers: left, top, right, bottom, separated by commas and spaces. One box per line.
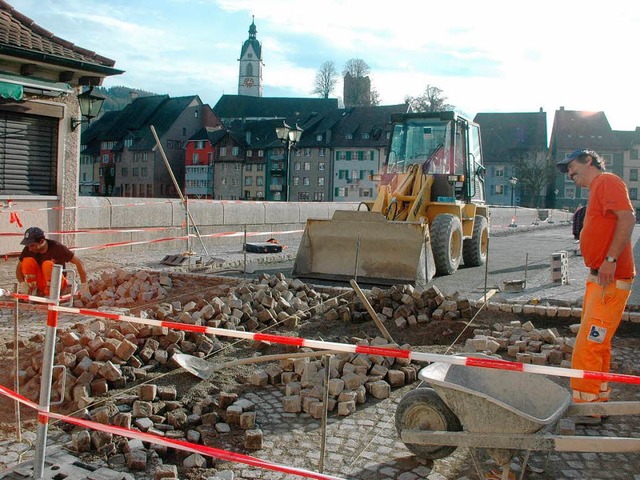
431, 214, 463, 276
463, 215, 489, 267
395, 387, 462, 460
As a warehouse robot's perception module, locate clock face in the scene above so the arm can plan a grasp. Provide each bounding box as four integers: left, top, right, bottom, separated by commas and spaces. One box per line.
243, 77, 255, 87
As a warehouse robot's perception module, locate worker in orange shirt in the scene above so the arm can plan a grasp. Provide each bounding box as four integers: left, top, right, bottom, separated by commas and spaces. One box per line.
556, 149, 635, 417
15, 227, 87, 297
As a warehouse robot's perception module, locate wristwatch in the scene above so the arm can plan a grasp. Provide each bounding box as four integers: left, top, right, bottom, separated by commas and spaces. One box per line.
605, 256, 617, 263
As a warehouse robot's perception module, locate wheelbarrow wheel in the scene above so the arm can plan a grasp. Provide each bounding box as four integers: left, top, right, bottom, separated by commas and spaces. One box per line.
395, 387, 462, 460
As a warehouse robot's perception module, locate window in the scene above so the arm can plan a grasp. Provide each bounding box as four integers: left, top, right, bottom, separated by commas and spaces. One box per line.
565, 186, 576, 198
193, 153, 199, 164
335, 187, 348, 197
319, 148, 325, 157
195, 140, 205, 149
318, 177, 325, 186
246, 150, 252, 157
256, 176, 264, 186
630, 188, 638, 200
121, 167, 128, 176
304, 162, 311, 171
314, 192, 325, 201
102, 154, 109, 164
345, 133, 353, 140
143, 153, 148, 162
295, 149, 301, 157
294, 162, 301, 171
631, 149, 639, 160
221, 164, 227, 171
304, 148, 311, 157
245, 177, 253, 186
195, 110, 199, 118
208, 152, 214, 164
318, 162, 326, 171
245, 164, 253, 172
298, 192, 310, 201
124, 138, 133, 148
257, 164, 265, 171
316, 134, 323, 141
133, 167, 139, 177
232, 146, 239, 156
293, 176, 300, 185
495, 167, 504, 177
141, 167, 148, 176
221, 178, 227, 186
220, 147, 227, 156
630, 169, 638, 181
362, 132, 369, 139
494, 184, 505, 195
257, 191, 264, 198
602, 153, 613, 166
303, 177, 310, 186
258, 150, 264, 157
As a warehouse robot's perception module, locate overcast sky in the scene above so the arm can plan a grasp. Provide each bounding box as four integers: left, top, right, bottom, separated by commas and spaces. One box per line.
9, 0, 640, 132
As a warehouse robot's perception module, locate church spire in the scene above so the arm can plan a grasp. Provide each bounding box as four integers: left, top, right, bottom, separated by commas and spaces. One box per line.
238, 16, 263, 97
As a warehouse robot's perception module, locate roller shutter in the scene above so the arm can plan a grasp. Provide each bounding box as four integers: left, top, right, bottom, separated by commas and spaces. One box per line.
0, 110, 58, 195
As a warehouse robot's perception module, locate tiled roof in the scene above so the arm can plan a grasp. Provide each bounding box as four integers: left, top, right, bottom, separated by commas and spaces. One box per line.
80, 110, 123, 155
330, 104, 409, 147
213, 95, 338, 121
549, 109, 619, 153
0, 0, 120, 72
474, 111, 548, 162
103, 95, 169, 141
131, 95, 199, 150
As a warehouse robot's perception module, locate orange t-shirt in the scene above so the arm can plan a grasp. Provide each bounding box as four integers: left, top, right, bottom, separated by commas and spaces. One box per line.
580, 173, 635, 279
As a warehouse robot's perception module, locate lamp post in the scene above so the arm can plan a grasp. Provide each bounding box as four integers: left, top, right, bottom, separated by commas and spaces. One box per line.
509, 176, 518, 227
275, 122, 303, 201
71, 86, 106, 131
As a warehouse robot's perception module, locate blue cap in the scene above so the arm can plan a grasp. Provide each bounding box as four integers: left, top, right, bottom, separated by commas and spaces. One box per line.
20, 227, 45, 246
556, 149, 591, 173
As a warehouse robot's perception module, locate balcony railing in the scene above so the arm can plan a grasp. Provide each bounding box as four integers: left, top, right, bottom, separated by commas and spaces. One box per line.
269, 184, 283, 191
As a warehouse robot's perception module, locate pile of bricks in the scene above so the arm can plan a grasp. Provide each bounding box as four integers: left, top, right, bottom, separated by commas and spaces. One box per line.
318, 283, 473, 327
248, 338, 421, 418
74, 269, 174, 308
464, 319, 576, 367
70, 386, 262, 471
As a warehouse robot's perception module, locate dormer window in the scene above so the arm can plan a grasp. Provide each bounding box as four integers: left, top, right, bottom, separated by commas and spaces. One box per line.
316, 134, 323, 141
345, 133, 353, 140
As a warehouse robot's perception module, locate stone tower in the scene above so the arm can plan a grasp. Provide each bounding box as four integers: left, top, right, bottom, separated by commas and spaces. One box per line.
238, 16, 263, 97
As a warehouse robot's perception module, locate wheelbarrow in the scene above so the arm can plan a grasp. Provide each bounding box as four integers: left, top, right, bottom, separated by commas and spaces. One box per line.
395, 360, 640, 480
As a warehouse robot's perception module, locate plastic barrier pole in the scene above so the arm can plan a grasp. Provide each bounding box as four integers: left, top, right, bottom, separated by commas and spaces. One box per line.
33, 264, 63, 480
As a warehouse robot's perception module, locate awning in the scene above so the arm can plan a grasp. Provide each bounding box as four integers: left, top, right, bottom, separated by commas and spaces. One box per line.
0, 72, 73, 95
0, 81, 23, 100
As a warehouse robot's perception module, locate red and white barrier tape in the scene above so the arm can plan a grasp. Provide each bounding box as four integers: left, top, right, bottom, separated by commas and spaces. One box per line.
2, 228, 303, 256
0, 384, 344, 480
51, 305, 640, 386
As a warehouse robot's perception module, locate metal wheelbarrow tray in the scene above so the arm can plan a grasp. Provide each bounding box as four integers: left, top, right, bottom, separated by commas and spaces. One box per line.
397, 361, 640, 466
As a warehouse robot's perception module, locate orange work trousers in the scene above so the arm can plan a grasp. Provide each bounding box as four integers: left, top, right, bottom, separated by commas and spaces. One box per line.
570, 277, 632, 401
20, 257, 68, 297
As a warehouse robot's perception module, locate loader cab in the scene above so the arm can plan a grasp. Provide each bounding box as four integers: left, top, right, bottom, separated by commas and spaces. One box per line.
386, 112, 485, 204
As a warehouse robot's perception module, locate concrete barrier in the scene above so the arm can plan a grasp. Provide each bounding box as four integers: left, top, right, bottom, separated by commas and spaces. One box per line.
1, 198, 570, 256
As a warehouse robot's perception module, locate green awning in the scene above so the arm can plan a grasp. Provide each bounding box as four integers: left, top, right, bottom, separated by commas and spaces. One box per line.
0, 81, 23, 100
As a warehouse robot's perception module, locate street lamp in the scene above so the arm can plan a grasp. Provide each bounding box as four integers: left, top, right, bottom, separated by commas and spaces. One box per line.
70, 86, 106, 131
509, 176, 518, 227
275, 122, 303, 201
509, 176, 518, 206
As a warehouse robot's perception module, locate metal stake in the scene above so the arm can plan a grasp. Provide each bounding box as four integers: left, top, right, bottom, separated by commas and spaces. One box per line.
319, 354, 332, 472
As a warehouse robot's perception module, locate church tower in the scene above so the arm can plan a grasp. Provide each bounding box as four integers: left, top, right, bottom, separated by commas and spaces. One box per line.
238, 17, 263, 97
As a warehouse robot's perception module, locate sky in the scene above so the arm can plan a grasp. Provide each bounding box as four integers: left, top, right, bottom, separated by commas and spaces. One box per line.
8, 0, 640, 132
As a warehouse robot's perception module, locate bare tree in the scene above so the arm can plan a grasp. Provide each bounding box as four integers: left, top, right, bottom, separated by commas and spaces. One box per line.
370, 86, 381, 106
404, 85, 454, 112
342, 58, 370, 77
512, 148, 553, 208
311, 61, 338, 99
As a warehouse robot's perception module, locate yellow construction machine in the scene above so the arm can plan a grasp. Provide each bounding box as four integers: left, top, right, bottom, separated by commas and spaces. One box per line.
292, 111, 489, 287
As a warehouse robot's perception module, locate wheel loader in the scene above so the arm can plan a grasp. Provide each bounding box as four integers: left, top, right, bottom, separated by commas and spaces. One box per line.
292, 111, 489, 287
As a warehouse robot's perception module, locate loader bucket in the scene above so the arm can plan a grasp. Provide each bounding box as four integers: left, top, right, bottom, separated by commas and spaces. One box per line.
292, 210, 436, 287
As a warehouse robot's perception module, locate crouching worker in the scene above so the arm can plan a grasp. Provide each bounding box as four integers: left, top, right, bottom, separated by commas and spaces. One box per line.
15, 227, 87, 297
